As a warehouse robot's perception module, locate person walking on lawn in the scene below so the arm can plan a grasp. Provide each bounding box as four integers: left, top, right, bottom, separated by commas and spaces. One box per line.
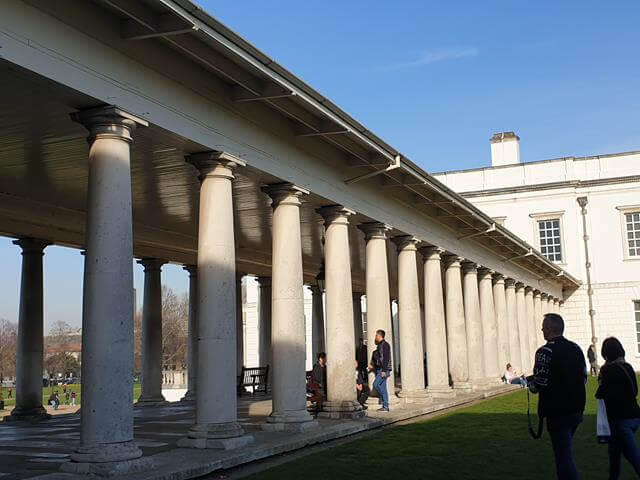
371, 329, 392, 412
529, 313, 586, 480
595, 336, 640, 480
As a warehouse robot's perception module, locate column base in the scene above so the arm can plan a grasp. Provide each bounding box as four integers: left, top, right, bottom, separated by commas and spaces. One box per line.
180, 390, 196, 402
135, 395, 169, 407
426, 385, 456, 399
177, 422, 254, 450
318, 400, 366, 419
398, 389, 433, 404
263, 410, 319, 432
4, 406, 51, 422
67, 440, 143, 464
453, 381, 474, 393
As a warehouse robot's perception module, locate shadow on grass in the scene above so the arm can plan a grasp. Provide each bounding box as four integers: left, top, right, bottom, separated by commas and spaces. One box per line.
246, 385, 638, 480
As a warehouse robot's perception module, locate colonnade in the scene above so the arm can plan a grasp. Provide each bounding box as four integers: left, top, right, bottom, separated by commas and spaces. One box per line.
4, 106, 565, 471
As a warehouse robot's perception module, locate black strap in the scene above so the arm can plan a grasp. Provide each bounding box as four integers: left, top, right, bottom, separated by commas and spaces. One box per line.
616, 362, 637, 396
527, 388, 544, 439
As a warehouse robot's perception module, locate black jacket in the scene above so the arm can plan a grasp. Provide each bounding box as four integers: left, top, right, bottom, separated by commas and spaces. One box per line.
530, 336, 586, 418
595, 361, 640, 421
372, 340, 392, 372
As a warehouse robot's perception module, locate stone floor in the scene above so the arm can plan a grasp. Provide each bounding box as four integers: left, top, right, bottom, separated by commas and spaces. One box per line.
0, 385, 518, 479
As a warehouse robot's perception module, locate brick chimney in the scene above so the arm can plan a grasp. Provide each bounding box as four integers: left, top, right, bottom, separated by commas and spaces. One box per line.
490, 132, 520, 167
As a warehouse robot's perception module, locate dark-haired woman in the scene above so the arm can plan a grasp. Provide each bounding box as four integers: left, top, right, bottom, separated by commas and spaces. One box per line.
595, 337, 640, 479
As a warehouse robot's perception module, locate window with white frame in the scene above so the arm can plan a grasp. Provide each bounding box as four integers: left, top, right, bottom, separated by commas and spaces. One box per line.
635, 301, 640, 353
538, 218, 563, 262
625, 212, 640, 257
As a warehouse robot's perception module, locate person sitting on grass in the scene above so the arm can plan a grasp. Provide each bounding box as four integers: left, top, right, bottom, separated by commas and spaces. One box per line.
504, 363, 527, 387
595, 336, 640, 480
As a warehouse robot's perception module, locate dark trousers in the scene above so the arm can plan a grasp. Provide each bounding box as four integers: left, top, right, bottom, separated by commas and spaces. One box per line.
608, 417, 640, 480
357, 385, 370, 406
547, 413, 583, 480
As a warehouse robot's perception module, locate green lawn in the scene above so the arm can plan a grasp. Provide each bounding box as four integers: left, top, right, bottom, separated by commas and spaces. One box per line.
1, 384, 142, 409
248, 377, 637, 480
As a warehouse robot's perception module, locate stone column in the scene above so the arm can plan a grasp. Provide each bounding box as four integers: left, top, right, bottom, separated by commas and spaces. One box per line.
505, 279, 521, 373
525, 287, 537, 360
559, 300, 565, 315
236, 273, 244, 375
317, 206, 364, 418
65, 106, 147, 468
553, 298, 559, 313
492, 274, 510, 375
515, 282, 531, 373
262, 184, 317, 431
179, 151, 252, 449
478, 268, 500, 384
136, 258, 168, 406
7, 238, 50, 422
533, 290, 544, 349
358, 222, 399, 403
461, 261, 486, 388
353, 292, 364, 344
181, 265, 197, 402
541, 293, 549, 316
443, 255, 472, 392
394, 236, 429, 402
257, 277, 272, 369
421, 247, 454, 398
310, 285, 325, 360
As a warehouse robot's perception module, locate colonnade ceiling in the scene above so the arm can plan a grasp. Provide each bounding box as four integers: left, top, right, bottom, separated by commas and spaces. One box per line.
0, 60, 387, 291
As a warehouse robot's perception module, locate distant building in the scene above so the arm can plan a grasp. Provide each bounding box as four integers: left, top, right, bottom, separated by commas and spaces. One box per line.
434, 133, 640, 367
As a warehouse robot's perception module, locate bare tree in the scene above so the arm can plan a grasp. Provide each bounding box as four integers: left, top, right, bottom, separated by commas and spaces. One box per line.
0, 318, 18, 381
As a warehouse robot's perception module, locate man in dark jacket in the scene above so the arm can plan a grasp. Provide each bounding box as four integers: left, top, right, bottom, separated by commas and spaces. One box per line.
529, 313, 586, 480
371, 329, 392, 412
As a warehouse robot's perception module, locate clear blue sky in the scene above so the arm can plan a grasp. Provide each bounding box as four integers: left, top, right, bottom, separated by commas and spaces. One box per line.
0, 1, 638, 329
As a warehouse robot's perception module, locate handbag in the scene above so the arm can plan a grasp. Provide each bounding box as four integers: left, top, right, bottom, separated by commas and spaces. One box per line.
596, 398, 611, 443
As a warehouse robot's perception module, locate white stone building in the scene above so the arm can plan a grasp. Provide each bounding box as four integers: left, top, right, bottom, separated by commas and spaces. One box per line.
434, 133, 640, 368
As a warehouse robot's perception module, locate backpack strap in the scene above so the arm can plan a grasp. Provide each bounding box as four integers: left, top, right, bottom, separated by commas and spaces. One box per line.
616, 362, 637, 396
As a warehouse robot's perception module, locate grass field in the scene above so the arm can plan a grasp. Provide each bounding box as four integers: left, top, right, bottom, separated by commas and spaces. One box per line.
247, 377, 637, 480
0, 384, 142, 409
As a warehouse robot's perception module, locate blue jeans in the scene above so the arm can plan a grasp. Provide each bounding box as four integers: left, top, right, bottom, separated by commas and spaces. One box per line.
608, 417, 640, 480
547, 413, 583, 480
373, 370, 389, 409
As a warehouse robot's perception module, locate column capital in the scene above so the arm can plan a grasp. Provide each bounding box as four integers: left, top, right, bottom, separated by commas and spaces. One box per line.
262, 182, 309, 209
316, 205, 355, 226
392, 235, 420, 251
461, 260, 479, 274
515, 281, 525, 290
309, 284, 322, 295
492, 272, 506, 284
533, 289, 542, 297
256, 276, 272, 288
559, 300, 565, 306
419, 245, 444, 261
71, 105, 148, 143
504, 277, 516, 288
12, 238, 51, 255
540, 292, 549, 300
358, 222, 391, 241
137, 258, 167, 272
352, 291, 364, 299
186, 151, 246, 182
443, 254, 463, 268
552, 297, 559, 304
524, 286, 534, 294
183, 264, 197, 276
477, 267, 494, 279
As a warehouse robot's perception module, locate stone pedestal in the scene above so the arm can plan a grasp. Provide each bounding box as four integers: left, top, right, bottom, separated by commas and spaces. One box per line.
262, 184, 317, 431
136, 258, 168, 407
394, 236, 429, 403
179, 151, 253, 449
422, 247, 454, 398
317, 206, 365, 419
444, 255, 473, 393
181, 265, 197, 402
62, 106, 147, 471
6, 238, 51, 422
358, 223, 400, 405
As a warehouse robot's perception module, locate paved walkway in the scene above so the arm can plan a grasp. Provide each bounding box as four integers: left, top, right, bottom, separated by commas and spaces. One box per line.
0, 385, 518, 479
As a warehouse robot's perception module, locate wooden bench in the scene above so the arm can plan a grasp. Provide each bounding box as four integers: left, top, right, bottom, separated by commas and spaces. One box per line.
237, 366, 269, 395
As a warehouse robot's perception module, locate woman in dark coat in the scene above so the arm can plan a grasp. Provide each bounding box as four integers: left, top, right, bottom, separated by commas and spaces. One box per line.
595, 337, 640, 479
